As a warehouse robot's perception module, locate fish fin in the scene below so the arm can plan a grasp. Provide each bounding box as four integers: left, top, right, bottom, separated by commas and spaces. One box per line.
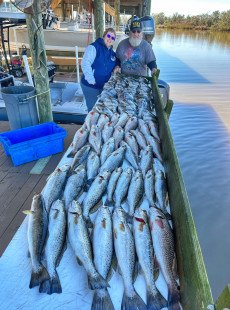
46, 173, 53, 182
111, 253, 118, 272
121, 290, 147, 310
89, 200, 103, 214
155, 203, 172, 221
76, 188, 85, 200
67, 150, 76, 158
39, 271, 62, 295
126, 213, 133, 224
23, 210, 33, 215
104, 198, 113, 207
168, 285, 181, 310
165, 191, 169, 206
89, 228, 94, 244
85, 217, 94, 229
86, 178, 94, 188
165, 211, 172, 221
146, 286, 167, 310
117, 265, 122, 276
121, 195, 128, 204
88, 273, 110, 290
56, 239, 67, 267
91, 289, 115, 310
133, 260, 139, 283
27, 250, 30, 258
172, 254, 179, 282
76, 256, 83, 266
107, 265, 113, 282
107, 253, 117, 281
29, 265, 49, 288
40, 229, 49, 262
153, 256, 160, 281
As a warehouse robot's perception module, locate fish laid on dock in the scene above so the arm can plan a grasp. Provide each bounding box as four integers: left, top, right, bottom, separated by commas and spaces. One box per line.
25, 73, 182, 309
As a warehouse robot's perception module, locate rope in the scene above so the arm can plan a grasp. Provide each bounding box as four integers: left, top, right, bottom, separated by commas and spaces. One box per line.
21, 88, 50, 102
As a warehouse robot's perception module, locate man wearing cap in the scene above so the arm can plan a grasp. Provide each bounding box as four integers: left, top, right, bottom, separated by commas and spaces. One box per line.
115, 19, 157, 76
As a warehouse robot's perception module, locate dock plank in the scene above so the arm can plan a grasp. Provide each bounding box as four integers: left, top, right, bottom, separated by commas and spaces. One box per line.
0, 154, 11, 169
0, 172, 30, 210
0, 121, 79, 256
0, 174, 48, 256
0, 171, 7, 181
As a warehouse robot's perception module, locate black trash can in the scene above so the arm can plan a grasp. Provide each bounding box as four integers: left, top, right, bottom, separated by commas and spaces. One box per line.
1, 85, 39, 130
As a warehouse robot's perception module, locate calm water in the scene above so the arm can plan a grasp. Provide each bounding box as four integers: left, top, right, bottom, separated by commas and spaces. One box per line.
153, 29, 230, 300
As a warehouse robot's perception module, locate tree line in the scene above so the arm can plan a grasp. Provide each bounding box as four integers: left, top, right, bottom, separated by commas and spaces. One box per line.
153, 10, 230, 31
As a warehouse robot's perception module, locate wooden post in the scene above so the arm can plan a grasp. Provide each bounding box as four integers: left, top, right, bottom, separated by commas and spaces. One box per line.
61, 0, 66, 21
147, 0, 151, 15
93, 0, 104, 39
138, 4, 142, 17
143, 0, 151, 16
114, 0, 120, 32
26, 1, 53, 123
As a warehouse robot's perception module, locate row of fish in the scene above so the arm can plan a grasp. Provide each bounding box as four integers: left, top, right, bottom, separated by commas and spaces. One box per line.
26, 195, 180, 310
25, 73, 181, 309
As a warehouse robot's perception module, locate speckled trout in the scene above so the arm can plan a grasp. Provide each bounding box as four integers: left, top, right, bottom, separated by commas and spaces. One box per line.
113, 208, 146, 310
68, 201, 109, 290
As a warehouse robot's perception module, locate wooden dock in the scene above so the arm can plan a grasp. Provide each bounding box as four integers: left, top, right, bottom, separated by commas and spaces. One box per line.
0, 121, 80, 256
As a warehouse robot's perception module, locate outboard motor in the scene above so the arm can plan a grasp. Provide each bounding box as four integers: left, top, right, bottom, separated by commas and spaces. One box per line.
140, 16, 155, 44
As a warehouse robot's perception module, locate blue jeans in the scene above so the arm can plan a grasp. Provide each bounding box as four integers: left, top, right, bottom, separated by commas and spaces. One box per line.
80, 82, 102, 112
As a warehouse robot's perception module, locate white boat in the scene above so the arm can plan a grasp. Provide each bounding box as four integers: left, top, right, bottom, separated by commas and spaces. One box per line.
0, 78, 88, 124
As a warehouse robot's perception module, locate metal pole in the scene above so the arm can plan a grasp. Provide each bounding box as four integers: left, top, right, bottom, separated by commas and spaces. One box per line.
75, 46, 80, 83
13, 27, 19, 55
22, 55, 34, 86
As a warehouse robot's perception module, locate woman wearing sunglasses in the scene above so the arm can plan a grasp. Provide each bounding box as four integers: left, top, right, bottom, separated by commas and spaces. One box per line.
81, 28, 119, 111
116, 20, 157, 77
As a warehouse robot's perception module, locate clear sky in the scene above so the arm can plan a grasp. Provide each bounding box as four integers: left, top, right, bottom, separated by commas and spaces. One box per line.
151, 0, 230, 16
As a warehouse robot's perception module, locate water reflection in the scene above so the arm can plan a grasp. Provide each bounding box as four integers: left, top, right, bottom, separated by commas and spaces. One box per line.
155, 29, 230, 51
154, 47, 210, 83
154, 30, 230, 300
170, 103, 230, 299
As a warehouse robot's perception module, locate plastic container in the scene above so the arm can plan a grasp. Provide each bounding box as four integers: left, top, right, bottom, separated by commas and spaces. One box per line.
0, 122, 67, 166
1, 85, 39, 130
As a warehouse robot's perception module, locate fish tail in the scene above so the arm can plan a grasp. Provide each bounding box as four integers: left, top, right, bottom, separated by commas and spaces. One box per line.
104, 198, 113, 207
39, 271, 62, 295
86, 179, 94, 188
91, 289, 115, 310
67, 150, 76, 158
121, 290, 147, 310
126, 212, 133, 224
88, 273, 110, 290
85, 217, 93, 228
29, 264, 49, 288
146, 287, 167, 310
168, 285, 181, 310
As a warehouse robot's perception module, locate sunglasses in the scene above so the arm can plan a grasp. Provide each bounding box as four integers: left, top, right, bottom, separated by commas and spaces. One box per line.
132, 30, 141, 34
106, 34, 116, 41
